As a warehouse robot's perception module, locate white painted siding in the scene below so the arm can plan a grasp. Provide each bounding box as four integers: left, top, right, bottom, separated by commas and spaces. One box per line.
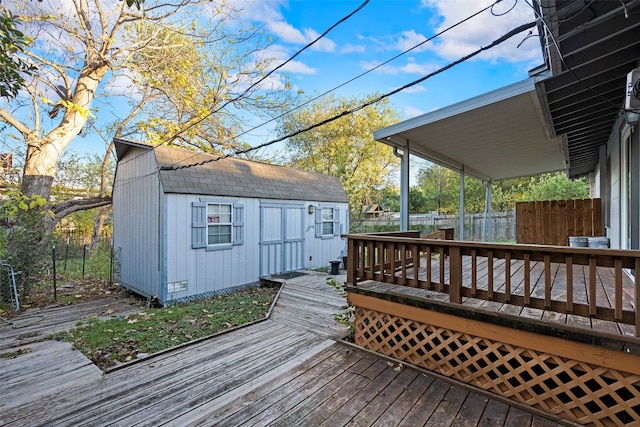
162, 197, 348, 303
113, 148, 162, 299
115, 150, 349, 304
609, 129, 621, 249
603, 117, 640, 251
304, 202, 349, 270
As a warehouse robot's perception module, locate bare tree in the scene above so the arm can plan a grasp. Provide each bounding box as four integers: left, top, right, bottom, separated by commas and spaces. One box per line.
1, 0, 294, 233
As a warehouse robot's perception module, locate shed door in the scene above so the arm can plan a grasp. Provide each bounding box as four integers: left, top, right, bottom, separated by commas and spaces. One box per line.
260, 204, 305, 277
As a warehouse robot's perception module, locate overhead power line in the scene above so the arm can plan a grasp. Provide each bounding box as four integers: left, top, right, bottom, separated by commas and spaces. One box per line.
212, 0, 505, 159
162, 21, 537, 172
114, 0, 370, 170
168, 0, 370, 143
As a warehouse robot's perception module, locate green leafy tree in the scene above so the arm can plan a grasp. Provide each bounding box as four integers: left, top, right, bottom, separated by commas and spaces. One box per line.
526, 172, 589, 201
414, 164, 460, 214
0, 6, 36, 98
280, 95, 401, 220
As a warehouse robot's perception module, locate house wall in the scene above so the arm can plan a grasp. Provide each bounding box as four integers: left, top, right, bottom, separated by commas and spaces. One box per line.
601, 116, 640, 250
112, 148, 162, 299
163, 195, 348, 304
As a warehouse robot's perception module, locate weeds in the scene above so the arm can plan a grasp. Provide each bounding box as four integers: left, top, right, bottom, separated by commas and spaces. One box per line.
326, 277, 354, 341
56, 286, 278, 370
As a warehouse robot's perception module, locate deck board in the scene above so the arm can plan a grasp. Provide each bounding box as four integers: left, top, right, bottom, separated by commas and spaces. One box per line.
1, 270, 565, 426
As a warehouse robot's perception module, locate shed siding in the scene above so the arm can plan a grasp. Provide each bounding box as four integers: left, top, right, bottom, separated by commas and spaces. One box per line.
303, 202, 349, 270
164, 194, 261, 303
114, 138, 350, 305
113, 148, 162, 298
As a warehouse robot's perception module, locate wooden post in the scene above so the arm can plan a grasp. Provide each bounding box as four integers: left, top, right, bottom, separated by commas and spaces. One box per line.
347, 238, 356, 285
488, 251, 494, 300
504, 252, 511, 303
471, 249, 477, 297
544, 254, 551, 309
615, 258, 623, 321
589, 257, 597, 316
439, 247, 445, 292
566, 255, 574, 313
524, 253, 530, 306
449, 245, 462, 304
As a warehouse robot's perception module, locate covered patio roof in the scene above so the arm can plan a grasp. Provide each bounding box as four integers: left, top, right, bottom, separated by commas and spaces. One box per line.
374, 75, 567, 183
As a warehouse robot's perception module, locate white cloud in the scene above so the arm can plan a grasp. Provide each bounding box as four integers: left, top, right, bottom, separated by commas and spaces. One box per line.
395, 30, 430, 53
302, 28, 336, 52
419, 0, 542, 63
280, 60, 316, 75
230, 0, 336, 52
360, 59, 438, 76
360, 60, 399, 75
258, 45, 317, 76
401, 59, 438, 75
401, 85, 427, 94
341, 44, 366, 54
404, 105, 426, 118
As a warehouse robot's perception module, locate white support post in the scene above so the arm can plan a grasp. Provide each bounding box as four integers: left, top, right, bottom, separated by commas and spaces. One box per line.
400, 142, 410, 231
459, 166, 465, 241
486, 180, 493, 242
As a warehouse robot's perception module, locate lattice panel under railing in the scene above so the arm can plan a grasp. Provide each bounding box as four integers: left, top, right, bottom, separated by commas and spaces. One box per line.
354, 307, 640, 426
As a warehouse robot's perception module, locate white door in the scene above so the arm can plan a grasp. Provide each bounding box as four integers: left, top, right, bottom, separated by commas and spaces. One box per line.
260, 203, 305, 276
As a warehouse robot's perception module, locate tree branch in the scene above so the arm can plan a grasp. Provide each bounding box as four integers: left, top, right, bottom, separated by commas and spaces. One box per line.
46, 195, 112, 230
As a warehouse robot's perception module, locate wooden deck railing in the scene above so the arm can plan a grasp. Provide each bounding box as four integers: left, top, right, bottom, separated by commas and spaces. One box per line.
344, 232, 640, 337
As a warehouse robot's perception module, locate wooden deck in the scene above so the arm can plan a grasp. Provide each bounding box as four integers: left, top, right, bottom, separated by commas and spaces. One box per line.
1, 271, 566, 426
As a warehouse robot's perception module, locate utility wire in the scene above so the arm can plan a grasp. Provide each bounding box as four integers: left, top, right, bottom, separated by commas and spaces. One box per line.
114, 0, 369, 169
161, 0, 505, 169
167, 0, 370, 143
161, 21, 537, 172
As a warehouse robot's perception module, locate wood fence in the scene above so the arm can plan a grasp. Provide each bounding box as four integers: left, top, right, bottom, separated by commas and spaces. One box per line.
516, 198, 602, 245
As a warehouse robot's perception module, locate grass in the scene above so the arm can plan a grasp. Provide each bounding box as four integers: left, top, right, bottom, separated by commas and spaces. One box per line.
56, 286, 279, 370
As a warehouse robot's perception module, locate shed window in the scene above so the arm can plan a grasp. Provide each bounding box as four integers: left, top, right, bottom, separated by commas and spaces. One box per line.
207, 203, 232, 245
315, 206, 341, 239
192, 200, 244, 250
322, 208, 335, 235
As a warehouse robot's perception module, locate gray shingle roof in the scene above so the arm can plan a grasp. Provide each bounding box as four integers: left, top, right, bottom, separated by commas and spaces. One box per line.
115, 139, 349, 203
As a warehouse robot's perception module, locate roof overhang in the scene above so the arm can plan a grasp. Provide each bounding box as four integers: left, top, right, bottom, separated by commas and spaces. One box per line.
538, 0, 640, 178
375, 76, 567, 182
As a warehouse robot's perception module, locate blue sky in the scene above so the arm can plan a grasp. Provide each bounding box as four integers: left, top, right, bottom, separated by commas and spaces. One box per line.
65, 0, 543, 159
240, 0, 542, 116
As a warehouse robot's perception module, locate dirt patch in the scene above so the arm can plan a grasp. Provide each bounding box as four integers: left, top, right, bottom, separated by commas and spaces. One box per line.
1, 278, 144, 319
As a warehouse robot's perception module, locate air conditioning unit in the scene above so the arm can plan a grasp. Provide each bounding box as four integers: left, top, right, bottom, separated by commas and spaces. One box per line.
626, 68, 640, 110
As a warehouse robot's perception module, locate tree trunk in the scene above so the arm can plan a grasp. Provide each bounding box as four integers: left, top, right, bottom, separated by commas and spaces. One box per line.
21, 174, 54, 201
89, 205, 110, 252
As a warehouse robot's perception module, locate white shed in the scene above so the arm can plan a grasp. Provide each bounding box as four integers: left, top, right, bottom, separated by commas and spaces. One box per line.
112, 139, 349, 305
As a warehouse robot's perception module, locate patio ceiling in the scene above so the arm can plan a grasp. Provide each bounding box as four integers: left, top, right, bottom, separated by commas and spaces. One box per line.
538, 0, 640, 178
375, 1, 640, 183
374, 76, 567, 182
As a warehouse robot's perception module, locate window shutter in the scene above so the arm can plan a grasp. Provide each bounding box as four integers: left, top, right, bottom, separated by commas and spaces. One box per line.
233, 204, 244, 245
334, 207, 341, 236
314, 207, 322, 238
192, 202, 207, 248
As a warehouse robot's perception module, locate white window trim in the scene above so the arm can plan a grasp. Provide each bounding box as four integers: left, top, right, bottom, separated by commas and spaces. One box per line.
206, 202, 233, 247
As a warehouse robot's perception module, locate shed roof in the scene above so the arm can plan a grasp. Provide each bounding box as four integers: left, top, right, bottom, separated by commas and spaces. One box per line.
114, 139, 349, 203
